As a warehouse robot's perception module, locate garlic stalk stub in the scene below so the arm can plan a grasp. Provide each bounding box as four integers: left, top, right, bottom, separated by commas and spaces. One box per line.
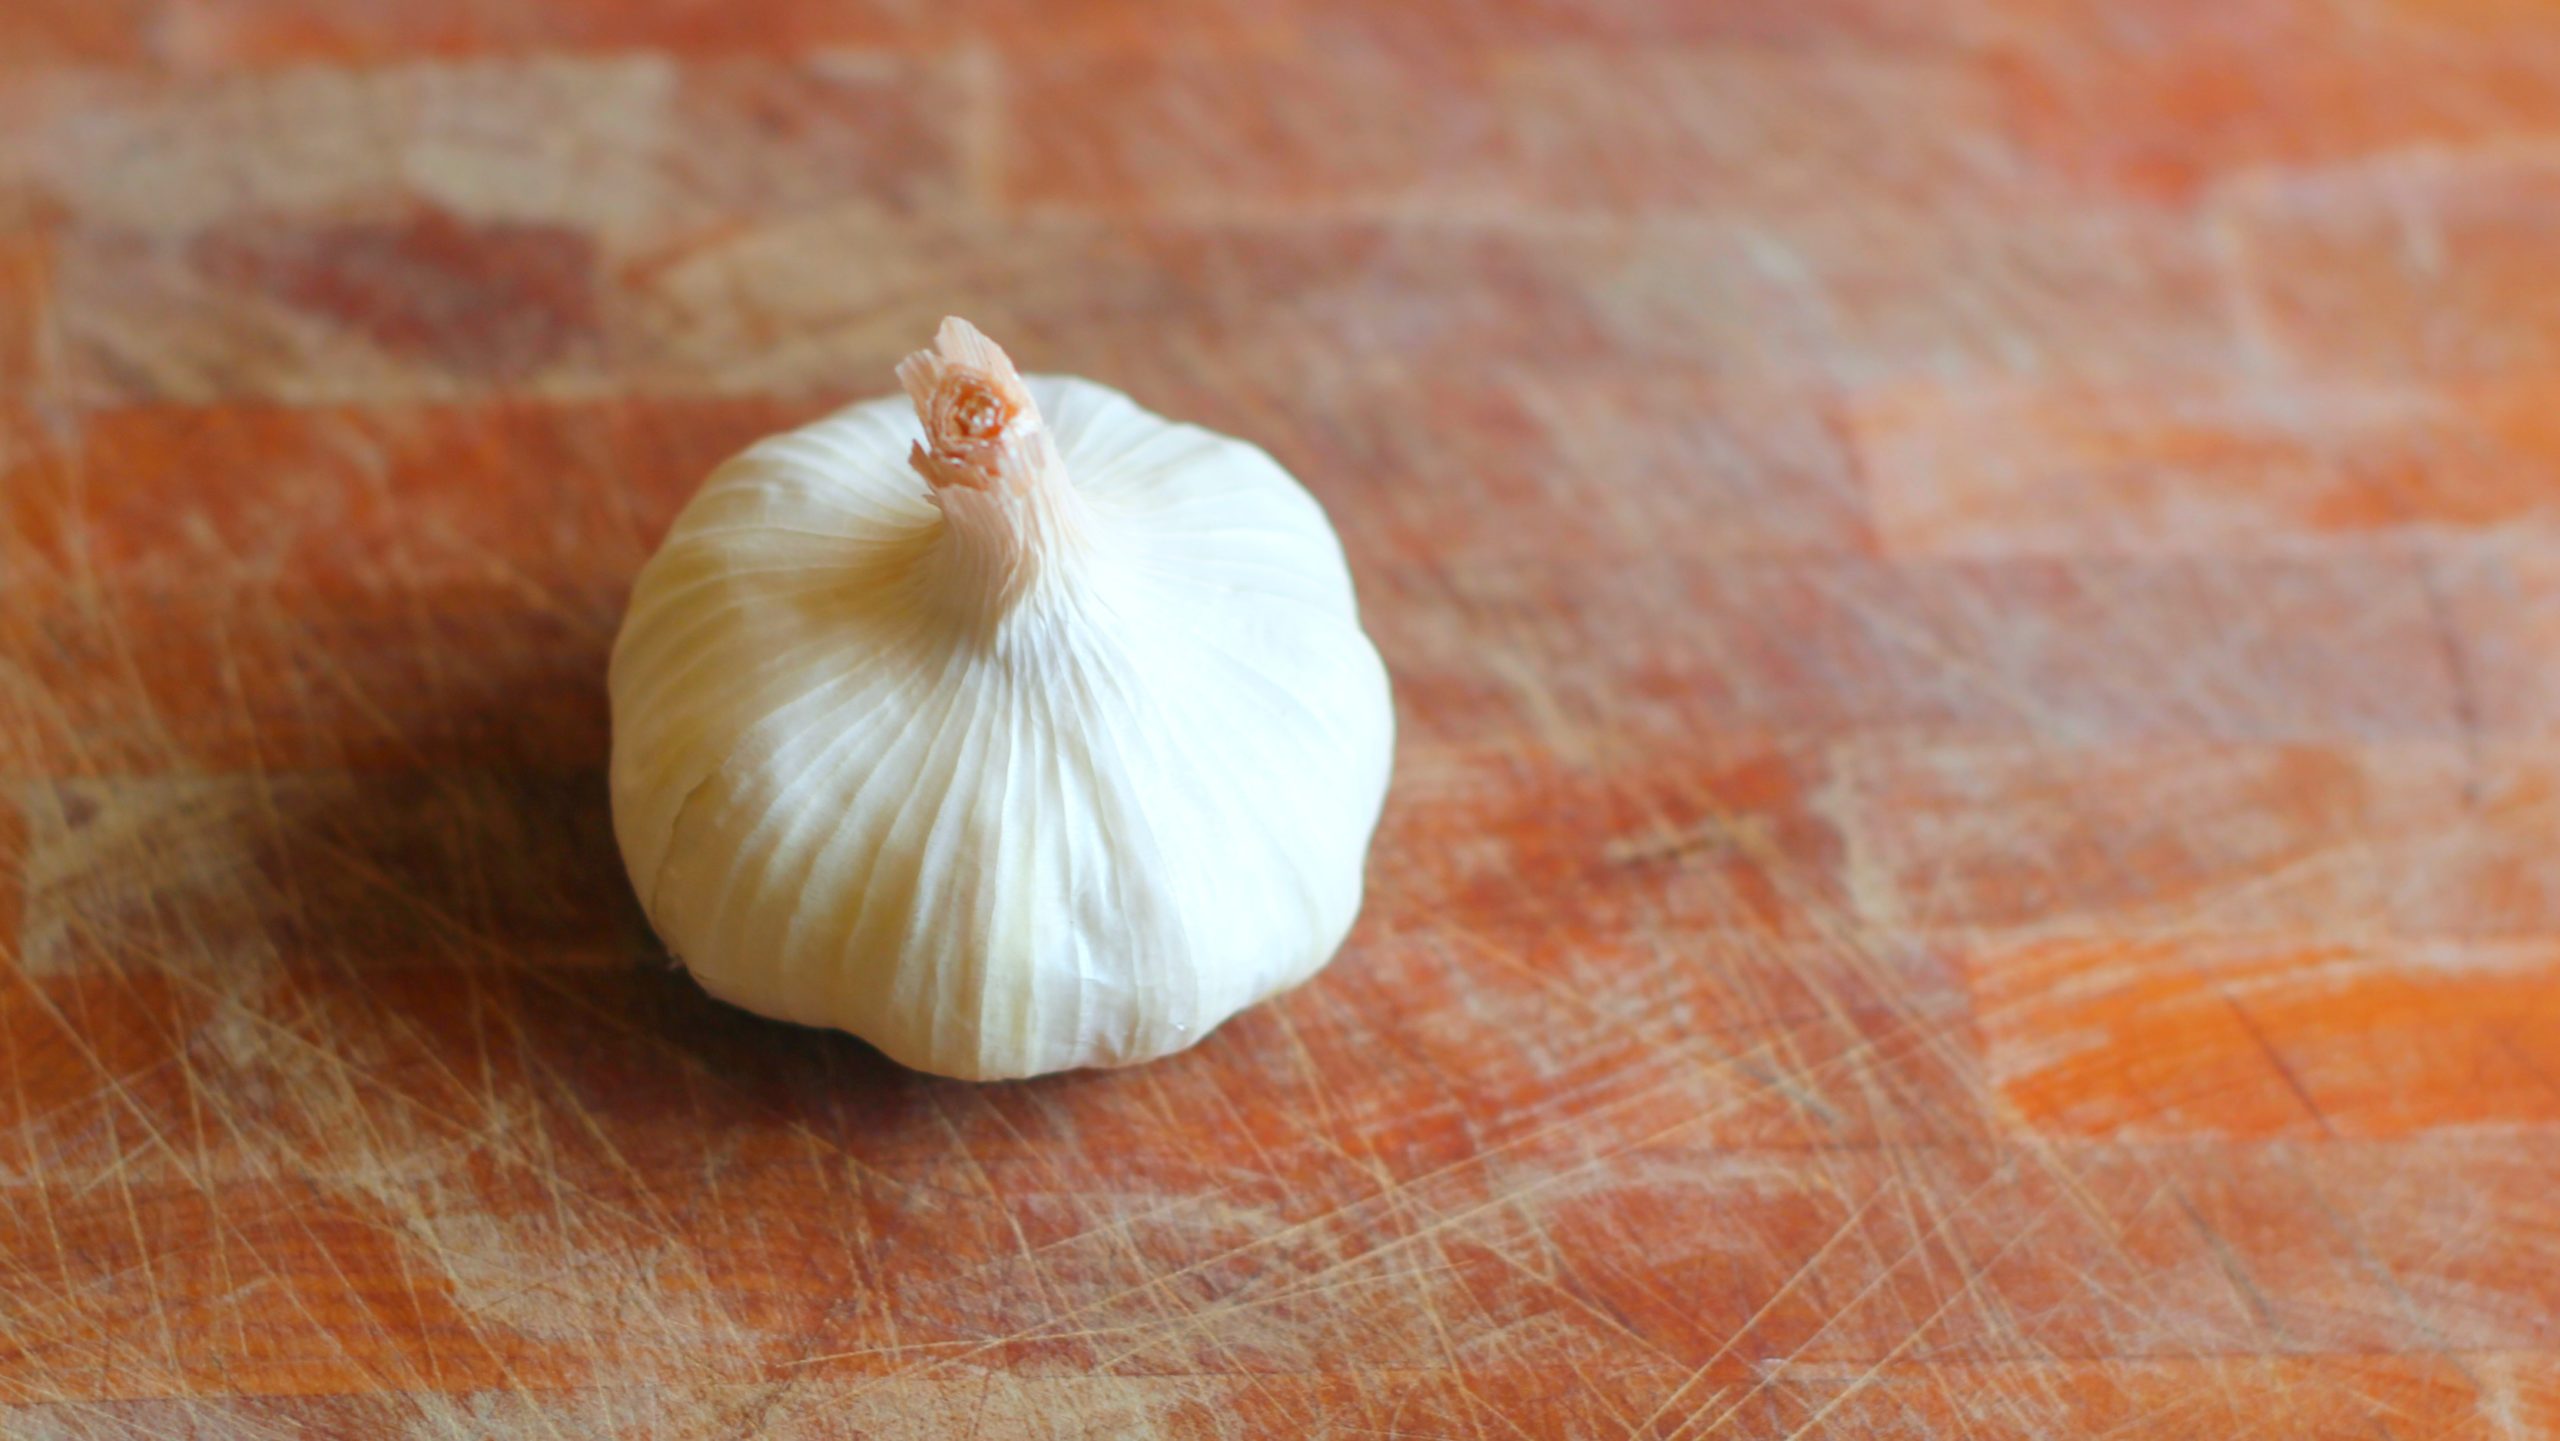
609, 320, 1395, 1080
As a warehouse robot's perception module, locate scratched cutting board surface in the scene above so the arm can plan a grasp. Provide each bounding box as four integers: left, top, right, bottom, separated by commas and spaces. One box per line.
3, 1, 2559, 1436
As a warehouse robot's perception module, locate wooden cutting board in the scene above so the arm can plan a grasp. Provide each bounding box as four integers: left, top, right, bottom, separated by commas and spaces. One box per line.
4, 1, 2557, 1435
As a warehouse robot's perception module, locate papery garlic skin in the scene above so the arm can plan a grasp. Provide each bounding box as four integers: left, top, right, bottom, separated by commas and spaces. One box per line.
609, 321, 1393, 1080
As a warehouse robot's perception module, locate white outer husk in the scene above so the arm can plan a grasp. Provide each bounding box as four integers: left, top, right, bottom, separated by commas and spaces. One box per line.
608, 377, 1395, 1080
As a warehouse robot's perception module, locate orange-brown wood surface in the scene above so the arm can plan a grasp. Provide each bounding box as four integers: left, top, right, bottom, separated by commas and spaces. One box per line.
4, 2, 2559, 1437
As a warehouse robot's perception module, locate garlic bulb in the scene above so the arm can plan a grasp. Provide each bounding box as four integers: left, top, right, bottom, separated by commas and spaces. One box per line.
609, 319, 1395, 1080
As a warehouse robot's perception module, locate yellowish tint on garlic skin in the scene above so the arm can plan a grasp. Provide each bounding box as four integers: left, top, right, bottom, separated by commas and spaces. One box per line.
608, 318, 1395, 1080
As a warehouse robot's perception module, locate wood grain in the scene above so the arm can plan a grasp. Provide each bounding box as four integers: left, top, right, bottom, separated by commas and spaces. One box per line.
3, 1, 2557, 1436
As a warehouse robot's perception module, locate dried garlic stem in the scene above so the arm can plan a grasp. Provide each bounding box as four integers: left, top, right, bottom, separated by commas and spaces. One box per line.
898, 317, 1066, 497
899, 317, 1086, 623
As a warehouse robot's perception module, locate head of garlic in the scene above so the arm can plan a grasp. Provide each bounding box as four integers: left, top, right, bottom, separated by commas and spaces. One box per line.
609, 319, 1395, 1081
